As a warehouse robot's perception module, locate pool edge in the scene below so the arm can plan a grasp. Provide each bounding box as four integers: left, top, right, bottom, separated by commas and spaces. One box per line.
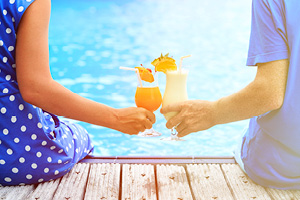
81, 156, 236, 164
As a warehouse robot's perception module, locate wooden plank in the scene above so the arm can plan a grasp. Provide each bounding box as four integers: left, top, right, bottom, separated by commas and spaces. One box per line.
84, 163, 121, 200
25, 178, 61, 200
121, 164, 157, 200
186, 164, 234, 200
0, 185, 35, 200
52, 163, 90, 200
266, 188, 300, 200
156, 164, 193, 200
222, 164, 272, 200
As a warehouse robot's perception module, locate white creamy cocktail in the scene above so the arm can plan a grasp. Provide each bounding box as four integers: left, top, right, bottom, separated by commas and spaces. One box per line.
161, 69, 188, 141
162, 70, 188, 120
151, 53, 191, 141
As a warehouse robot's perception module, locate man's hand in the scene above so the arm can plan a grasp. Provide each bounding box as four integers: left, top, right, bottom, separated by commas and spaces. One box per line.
161, 100, 216, 137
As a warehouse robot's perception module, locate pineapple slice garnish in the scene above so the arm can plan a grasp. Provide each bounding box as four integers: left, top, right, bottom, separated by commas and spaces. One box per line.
151, 53, 177, 73
134, 65, 154, 83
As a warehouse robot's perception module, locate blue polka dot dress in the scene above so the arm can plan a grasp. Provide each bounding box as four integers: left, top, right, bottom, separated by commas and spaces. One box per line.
0, 0, 94, 186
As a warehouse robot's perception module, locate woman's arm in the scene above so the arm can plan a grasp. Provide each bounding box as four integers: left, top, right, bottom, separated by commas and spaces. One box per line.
16, 0, 155, 135
161, 59, 289, 137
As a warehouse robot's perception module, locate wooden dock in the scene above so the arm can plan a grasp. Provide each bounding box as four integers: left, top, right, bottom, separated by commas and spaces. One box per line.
1, 157, 299, 200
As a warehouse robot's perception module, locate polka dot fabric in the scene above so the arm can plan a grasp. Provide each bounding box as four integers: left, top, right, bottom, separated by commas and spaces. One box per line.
0, 0, 94, 186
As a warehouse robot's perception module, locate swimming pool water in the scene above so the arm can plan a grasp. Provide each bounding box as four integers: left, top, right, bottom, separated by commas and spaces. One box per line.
49, 0, 256, 156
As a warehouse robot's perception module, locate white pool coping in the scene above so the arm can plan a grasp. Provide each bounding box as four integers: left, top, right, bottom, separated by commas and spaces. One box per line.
81, 156, 236, 164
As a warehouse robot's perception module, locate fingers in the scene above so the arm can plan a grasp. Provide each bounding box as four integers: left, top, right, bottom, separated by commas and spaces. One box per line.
117, 107, 155, 135
126, 123, 148, 136
177, 129, 191, 138
160, 102, 183, 114
128, 120, 152, 136
176, 122, 190, 137
144, 119, 153, 129
165, 112, 191, 137
137, 108, 154, 132
165, 113, 182, 129
145, 110, 156, 124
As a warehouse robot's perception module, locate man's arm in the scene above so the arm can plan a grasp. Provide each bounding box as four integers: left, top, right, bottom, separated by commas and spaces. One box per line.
161, 59, 289, 137
214, 59, 289, 124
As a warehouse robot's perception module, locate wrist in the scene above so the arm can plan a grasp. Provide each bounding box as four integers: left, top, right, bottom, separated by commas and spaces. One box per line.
106, 107, 120, 129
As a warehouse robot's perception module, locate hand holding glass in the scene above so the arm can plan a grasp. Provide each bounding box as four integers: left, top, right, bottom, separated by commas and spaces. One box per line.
135, 74, 162, 137
161, 70, 188, 141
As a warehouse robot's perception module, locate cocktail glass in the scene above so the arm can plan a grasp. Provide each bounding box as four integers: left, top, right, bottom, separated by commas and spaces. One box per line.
161, 69, 188, 141
135, 73, 162, 137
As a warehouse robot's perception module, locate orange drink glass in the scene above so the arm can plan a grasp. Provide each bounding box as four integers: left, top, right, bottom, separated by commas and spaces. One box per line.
134, 74, 162, 137
135, 86, 162, 112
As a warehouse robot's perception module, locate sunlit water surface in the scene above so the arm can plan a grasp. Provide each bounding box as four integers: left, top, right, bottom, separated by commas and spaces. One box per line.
49, 0, 256, 156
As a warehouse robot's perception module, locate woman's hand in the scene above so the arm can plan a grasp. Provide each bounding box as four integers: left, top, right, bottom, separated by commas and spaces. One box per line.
114, 107, 156, 135
160, 100, 217, 137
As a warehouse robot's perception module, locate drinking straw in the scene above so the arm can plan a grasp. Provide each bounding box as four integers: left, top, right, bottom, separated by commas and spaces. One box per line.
119, 66, 143, 87
179, 55, 191, 73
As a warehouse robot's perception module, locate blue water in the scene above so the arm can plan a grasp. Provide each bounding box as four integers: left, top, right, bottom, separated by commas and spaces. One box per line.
49, 0, 256, 156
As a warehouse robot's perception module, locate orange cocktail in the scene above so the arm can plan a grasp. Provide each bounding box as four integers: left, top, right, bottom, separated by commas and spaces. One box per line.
120, 65, 162, 137
135, 86, 162, 112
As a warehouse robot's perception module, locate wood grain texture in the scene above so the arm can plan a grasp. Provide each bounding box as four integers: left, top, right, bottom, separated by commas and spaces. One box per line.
156, 164, 193, 200
0, 185, 34, 200
84, 163, 120, 200
121, 164, 156, 200
52, 163, 90, 200
187, 164, 234, 200
26, 178, 61, 200
1, 161, 299, 200
266, 187, 300, 200
222, 164, 272, 200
